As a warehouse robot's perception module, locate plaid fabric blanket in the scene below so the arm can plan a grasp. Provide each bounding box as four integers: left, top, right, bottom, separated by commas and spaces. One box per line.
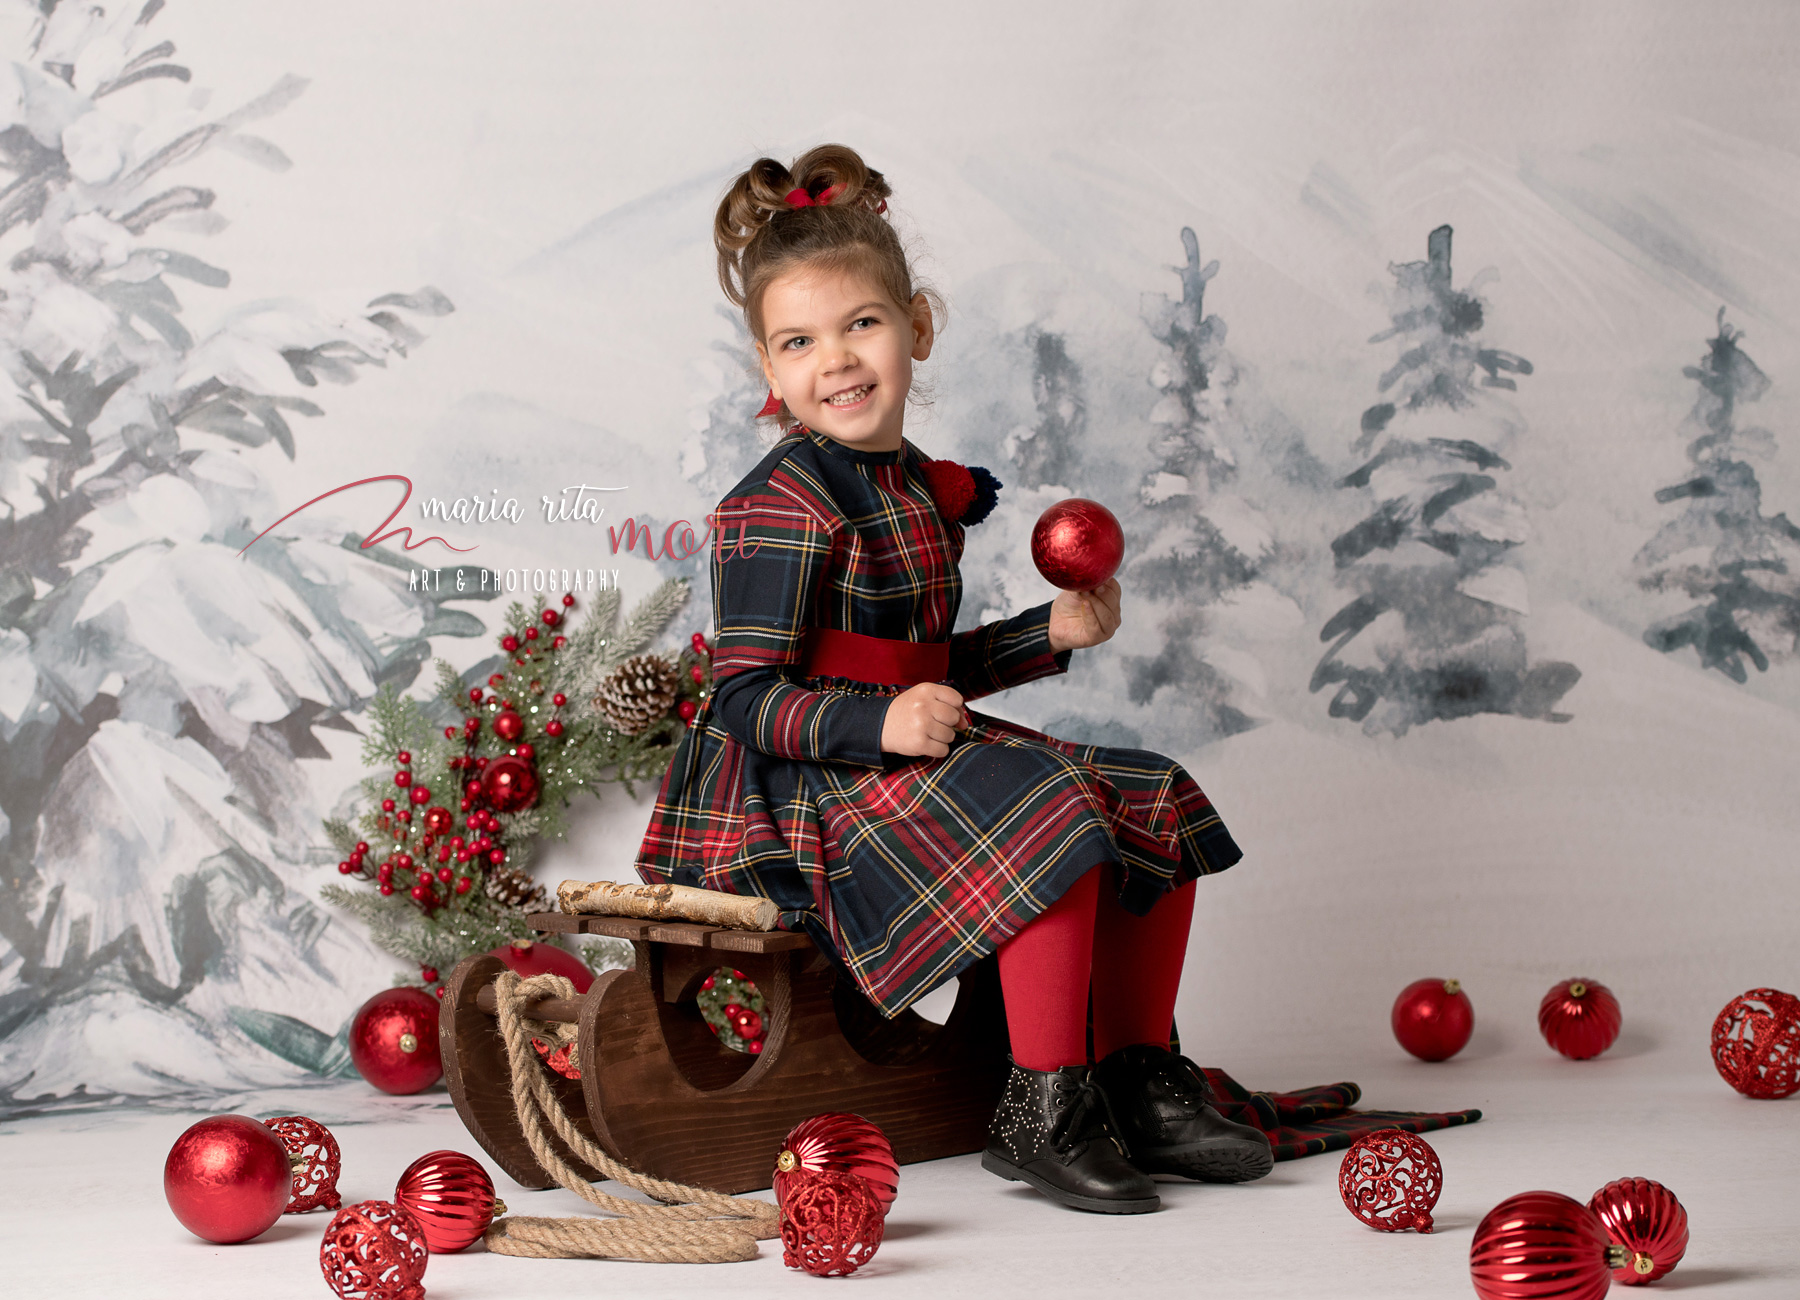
1198, 1069, 1482, 1161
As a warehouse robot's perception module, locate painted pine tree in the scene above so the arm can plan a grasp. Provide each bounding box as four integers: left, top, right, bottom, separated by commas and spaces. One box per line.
1311, 224, 1578, 735
1003, 329, 1085, 490
1634, 310, 1800, 681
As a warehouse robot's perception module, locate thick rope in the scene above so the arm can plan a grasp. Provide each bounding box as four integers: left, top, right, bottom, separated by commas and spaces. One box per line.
481, 970, 781, 1263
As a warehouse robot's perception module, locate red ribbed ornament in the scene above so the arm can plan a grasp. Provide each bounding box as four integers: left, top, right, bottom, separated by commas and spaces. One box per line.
349, 987, 442, 1095
1337, 1129, 1441, 1232
1030, 498, 1125, 591
1538, 978, 1623, 1060
319, 1200, 429, 1300
1587, 1177, 1689, 1285
265, 1114, 342, 1213
394, 1150, 507, 1253
772, 1112, 898, 1215
1710, 987, 1800, 1099
1391, 977, 1474, 1061
1470, 1190, 1630, 1300
778, 1169, 885, 1277
163, 1114, 294, 1243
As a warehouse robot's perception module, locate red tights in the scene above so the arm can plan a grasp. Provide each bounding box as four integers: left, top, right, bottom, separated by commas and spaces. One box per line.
996, 866, 1197, 1071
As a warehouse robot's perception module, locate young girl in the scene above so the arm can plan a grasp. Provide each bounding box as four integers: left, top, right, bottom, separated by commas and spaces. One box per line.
636, 144, 1271, 1213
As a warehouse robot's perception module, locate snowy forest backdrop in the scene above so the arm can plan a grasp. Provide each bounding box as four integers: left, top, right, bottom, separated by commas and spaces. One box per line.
2, 0, 1796, 1110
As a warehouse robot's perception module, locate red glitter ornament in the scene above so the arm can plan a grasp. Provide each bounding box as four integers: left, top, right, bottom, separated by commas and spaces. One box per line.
1711, 987, 1800, 1099
1030, 498, 1125, 590
1538, 978, 1623, 1060
1470, 1191, 1629, 1300
778, 1169, 885, 1278
164, 1114, 294, 1243
394, 1150, 507, 1253
1588, 1177, 1689, 1285
319, 1199, 429, 1300
773, 1112, 899, 1214
1391, 977, 1474, 1061
349, 987, 442, 1095
492, 710, 525, 742
1337, 1129, 1441, 1233
265, 1115, 343, 1213
481, 754, 539, 812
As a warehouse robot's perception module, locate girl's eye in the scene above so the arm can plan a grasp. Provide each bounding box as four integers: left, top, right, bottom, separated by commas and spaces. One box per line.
783, 336, 811, 351
850, 316, 877, 330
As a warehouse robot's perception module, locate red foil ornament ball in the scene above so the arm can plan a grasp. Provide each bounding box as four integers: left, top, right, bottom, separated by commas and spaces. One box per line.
164, 1114, 295, 1243
394, 1150, 507, 1253
778, 1169, 885, 1278
1588, 1177, 1689, 1285
480, 754, 540, 813
1391, 977, 1474, 1061
1470, 1190, 1630, 1300
1538, 978, 1623, 1060
1337, 1129, 1441, 1233
349, 987, 443, 1095
265, 1114, 342, 1213
320, 1199, 430, 1300
1030, 498, 1125, 591
488, 938, 593, 993
773, 1112, 899, 1215
1711, 987, 1800, 1099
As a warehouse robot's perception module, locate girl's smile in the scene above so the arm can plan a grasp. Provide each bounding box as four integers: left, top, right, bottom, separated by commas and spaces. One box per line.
755, 267, 935, 453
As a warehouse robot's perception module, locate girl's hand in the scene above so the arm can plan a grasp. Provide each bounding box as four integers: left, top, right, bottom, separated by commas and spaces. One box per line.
1047, 577, 1122, 654
880, 682, 969, 758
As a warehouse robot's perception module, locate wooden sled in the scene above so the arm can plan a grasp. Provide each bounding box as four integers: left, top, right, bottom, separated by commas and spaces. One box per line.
441, 911, 1011, 1194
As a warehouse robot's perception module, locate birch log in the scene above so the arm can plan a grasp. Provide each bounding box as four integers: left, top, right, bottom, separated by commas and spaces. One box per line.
557, 880, 781, 931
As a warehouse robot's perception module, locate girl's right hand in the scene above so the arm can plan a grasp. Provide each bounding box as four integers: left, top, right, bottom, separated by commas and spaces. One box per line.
880, 683, 969, 758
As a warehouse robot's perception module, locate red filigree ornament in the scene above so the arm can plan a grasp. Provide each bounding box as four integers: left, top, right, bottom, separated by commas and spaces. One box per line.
773, 1112, 899, 1215
394, 1150, 507, 1253
163, 1114, 295, 1243
349, 987, 443, 1095
320, 1200, 430, 1300
1470, 1190, 1631, 1300
1392, 977, 1475, 1061
1588, 1177, 1689, 1286
265, 1114, 342, 1213
1337, 1129, 1442, 1232
1538, 978, 1623, 1060
1030, 498, 1125, 591
778, 1169, 885, 1278
480, 754, 540, 813
1710, 987, 1800, 1099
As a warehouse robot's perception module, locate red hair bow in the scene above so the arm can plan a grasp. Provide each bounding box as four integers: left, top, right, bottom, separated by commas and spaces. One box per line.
783, 185, 887, 214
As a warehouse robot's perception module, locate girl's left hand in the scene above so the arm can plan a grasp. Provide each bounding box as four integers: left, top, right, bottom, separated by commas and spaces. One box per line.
1047, 577, 1121, 653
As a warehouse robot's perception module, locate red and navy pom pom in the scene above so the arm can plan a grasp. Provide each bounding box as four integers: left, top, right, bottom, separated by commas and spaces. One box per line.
920, 459, 1002, 527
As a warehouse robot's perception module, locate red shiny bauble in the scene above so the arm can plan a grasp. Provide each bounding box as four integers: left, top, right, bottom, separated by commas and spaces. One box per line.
1391, 978, 1474, 1061
488, 938, 593, 994
678, 699, 698, 722
424, 806, 451, 835
481, 754, 539, 812
1588, 1177, 1689, 1285
163, 1114, 293, 1243
733, 1007, 765, 1040
265, 1115, 342, 1213
394, 1150, 507, 1253
1471, 1191, 1626, 1300
1337, 1129, 1441, 1233
492, 710, 525, 742
319, 1200, 429, 1300
1711, 987, 1800, 1099
1030, 498, 1125, 591
779, 1169, 885, 1278
773, 1112, 899, 1215
349, 987, 443, 1095
1538, 978, 1622, 1060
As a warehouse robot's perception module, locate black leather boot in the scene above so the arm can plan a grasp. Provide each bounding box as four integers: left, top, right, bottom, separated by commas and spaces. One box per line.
1094, 1044, 1275, 1183
981, 1058, 1160, 1213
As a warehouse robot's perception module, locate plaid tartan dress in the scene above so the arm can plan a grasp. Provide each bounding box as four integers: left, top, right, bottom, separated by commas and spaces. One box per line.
635, 425, 1242, 1017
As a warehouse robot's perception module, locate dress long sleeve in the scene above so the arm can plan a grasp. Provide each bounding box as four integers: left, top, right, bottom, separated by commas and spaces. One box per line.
947, 602, 1073, 701
708, 480, 891, 766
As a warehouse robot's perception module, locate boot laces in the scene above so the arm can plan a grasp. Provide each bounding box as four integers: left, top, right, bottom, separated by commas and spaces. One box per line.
1047, 1073, 1124, 1152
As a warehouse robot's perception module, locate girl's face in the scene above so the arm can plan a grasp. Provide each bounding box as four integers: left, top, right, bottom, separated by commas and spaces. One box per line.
755, 264, 934, 453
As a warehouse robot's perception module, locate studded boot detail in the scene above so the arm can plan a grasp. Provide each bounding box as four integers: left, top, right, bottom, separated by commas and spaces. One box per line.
981, 1058, 1160, 1213
1094, 1044, 1275, 1183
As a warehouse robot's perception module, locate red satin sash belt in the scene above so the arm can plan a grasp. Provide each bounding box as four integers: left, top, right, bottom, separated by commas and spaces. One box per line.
798, 627, 949, 686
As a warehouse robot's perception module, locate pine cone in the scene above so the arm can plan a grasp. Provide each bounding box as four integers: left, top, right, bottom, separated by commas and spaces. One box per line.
485, 864, 549, 913
593, 653, 680, 735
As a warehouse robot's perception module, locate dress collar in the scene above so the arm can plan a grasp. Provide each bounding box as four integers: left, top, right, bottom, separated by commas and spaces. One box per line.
795, 424, 909, 467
